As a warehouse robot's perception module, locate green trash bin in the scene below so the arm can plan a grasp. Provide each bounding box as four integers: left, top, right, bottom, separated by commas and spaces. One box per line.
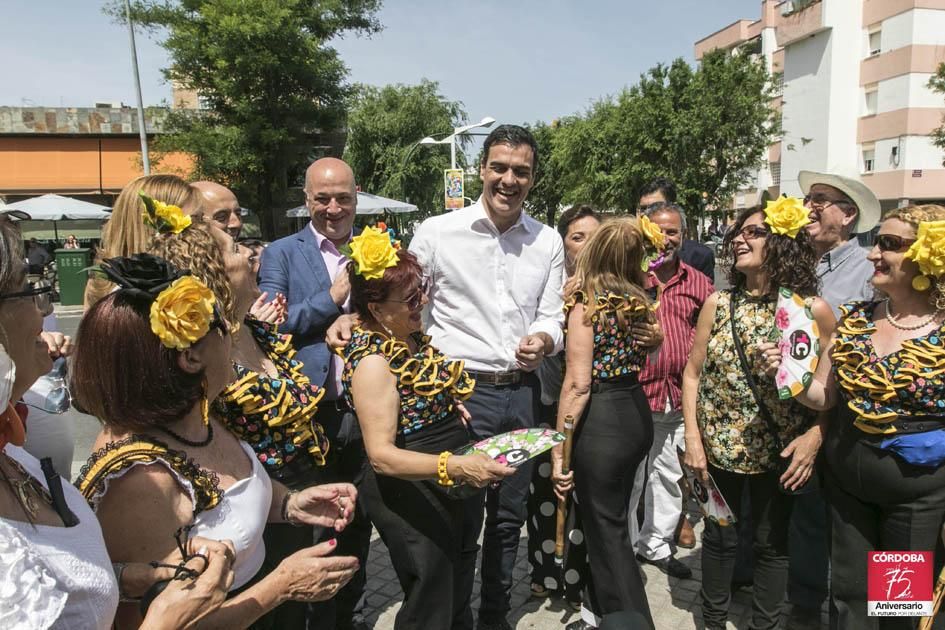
54, 248, 91, 306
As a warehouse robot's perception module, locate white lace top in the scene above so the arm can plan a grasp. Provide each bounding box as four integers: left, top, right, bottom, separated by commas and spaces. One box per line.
1, 445, 118, 630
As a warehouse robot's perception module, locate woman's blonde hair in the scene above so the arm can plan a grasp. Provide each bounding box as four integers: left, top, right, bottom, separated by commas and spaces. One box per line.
85, 174, 200, 309
572, 216, 650, 327
882, 204, 945, 310
148, 217, 237, 329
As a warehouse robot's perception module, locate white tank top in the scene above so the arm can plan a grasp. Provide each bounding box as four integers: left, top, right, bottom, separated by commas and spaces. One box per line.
84, 439, 273, 590
191, 441, 272, 588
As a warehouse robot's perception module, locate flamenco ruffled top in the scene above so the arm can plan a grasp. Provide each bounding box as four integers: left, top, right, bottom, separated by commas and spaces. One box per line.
832, 300, 945, 434
337, 326, 474, 436
75, 435, 222, 515
564, 289, 653, 382
215, 317, 328, 484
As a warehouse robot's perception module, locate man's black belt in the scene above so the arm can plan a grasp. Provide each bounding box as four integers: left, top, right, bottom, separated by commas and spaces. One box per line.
468, 369, 523, 386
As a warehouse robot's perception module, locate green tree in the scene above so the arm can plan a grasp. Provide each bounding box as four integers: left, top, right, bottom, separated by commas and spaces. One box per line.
110, 0, 382, 237
929, 63, 945, 163
553, 49, 777, 224
343, 80, 467, 219
524, 120, 566, 226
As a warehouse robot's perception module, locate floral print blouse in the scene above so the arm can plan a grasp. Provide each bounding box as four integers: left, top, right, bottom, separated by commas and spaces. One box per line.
338, 326, 474, 436
832, 300, 945, 435
697, 290, 816, 474
214, 317, 328, 485
564, 290, 653, 382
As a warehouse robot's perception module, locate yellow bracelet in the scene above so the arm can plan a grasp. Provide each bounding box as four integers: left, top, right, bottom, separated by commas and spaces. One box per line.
437, 451, 454, 486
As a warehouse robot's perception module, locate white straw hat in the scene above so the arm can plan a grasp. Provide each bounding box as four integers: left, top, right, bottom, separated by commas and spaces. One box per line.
798, 170, 881, 234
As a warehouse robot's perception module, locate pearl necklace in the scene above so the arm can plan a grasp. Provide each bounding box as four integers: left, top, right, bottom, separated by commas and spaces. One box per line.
884, 299, 943, 332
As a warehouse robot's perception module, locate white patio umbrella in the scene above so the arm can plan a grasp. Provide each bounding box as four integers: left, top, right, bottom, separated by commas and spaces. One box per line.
286, 192, 418, 218
5, 194, 111, 241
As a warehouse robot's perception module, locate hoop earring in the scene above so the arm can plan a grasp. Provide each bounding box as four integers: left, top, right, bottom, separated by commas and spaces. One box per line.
200, 377, 209, 426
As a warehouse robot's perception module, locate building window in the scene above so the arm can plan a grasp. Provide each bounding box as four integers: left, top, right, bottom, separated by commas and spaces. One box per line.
770, 161, 782, 186
864, 85, 878, 116
863, 148, 876, 173
868, 27, 882, 56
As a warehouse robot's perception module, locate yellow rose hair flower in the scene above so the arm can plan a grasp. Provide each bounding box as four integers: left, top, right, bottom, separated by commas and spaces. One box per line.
763, 196, 811, 238
905, 220, 945, 288
639, 215, 666, 250
149, 276, 217, 350
140, 191, 192, 235
347, 226, 400, 280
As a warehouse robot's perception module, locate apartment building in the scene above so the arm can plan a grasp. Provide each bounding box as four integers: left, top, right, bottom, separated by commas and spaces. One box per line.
695, 0, 945, 214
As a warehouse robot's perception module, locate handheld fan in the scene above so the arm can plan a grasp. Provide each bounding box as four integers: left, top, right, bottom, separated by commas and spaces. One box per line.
455, 427, 566, 468
774, 287, 820, 400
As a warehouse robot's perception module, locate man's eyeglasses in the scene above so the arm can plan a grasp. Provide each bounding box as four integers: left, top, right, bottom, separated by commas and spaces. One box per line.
735, 225, 769, 241
388, 279, 430, 311
0, 283, 53, 313
804, 194, 854, 211
875, 234, 916, 252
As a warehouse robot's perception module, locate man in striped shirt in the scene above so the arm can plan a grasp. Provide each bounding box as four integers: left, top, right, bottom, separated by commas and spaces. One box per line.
630, 202, 714, 579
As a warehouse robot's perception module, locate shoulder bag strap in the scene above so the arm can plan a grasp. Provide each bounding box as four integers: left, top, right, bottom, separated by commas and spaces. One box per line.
728, 292, 784, 452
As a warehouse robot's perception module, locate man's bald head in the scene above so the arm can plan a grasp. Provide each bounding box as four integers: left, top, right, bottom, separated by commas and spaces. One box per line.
304, 157, 357, 244
192, 180, 243, 239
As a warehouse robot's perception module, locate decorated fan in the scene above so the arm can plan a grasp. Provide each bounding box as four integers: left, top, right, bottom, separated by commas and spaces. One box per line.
677, 448, 736, 526
773, 287, 820, 400
455, 427, 566, 468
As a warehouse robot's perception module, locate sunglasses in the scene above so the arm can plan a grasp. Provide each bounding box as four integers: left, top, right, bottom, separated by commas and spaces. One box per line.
736, 225, 770, 241
803, 194, 854, 211
875, 234, 917, 252
0, 282, 53, 314
388, 279, 430, 310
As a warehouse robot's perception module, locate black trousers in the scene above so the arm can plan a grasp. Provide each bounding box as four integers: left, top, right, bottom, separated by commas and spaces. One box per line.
824, 412, 945, 630
460, 374, 541, 625
307, 401, 373, 630
360, 460, 467, 627
700, 465, 793, 630
571, 379, 654, 626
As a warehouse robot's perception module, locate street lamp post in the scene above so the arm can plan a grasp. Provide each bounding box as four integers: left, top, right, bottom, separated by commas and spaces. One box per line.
417, 116, 496, 169
124, 0, 150, 175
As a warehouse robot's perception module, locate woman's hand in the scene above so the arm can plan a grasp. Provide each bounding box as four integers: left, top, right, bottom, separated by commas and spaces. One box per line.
275, 539, 359, 603
779, 425, 823, 492
286, 483, 358, 532
450, 453, 516, 488
756, 341, 782, 378
682, 434, 709, 483
551, 452, 574, 501
631, 320, 663, 349
455, 401, 472, 428
40, 331, 72, 359
140, 540, 236, 630
249, 292, 286, 325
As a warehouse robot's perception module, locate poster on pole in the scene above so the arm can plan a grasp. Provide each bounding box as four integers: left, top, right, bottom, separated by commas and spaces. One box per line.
444, 169, 464, 210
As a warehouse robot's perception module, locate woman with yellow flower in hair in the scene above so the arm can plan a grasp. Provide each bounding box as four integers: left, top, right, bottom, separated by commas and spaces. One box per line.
681, 201, 835, 630
760, 204, 945, 630
148, 201, 332, 629
71, 253, 360, 629
550, 216, 664, 628
337, 227, 515, 630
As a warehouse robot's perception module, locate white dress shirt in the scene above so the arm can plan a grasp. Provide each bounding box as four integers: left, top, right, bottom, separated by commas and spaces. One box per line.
409, 200, 565, 372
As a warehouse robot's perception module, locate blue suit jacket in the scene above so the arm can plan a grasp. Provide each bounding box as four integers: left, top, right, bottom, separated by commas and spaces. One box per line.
257, 226, 342, 386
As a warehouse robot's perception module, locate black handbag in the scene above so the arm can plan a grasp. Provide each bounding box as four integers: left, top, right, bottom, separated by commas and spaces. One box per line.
728, 291, 817, 495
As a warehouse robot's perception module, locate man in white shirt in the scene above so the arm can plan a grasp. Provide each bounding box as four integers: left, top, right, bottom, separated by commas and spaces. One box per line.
409, 125, 565, 630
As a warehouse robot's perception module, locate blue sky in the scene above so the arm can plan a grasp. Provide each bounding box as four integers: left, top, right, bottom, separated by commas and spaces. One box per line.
4, 0, 758, 127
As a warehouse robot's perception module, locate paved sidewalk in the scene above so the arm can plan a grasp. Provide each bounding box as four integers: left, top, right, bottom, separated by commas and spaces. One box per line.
360, 520, 826, 629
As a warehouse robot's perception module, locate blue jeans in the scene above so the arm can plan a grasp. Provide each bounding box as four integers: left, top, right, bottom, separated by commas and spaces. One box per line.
460, 374, 541, 626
